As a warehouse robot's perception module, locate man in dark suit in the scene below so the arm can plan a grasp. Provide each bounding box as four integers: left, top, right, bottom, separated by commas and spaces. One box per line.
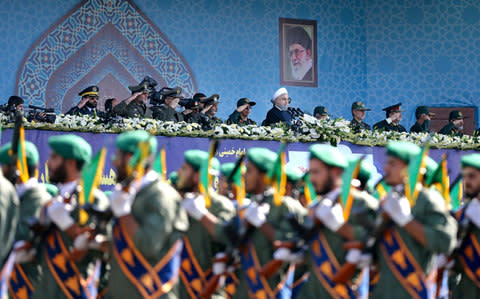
262, 87, 293, 126
373, 103, 407, 132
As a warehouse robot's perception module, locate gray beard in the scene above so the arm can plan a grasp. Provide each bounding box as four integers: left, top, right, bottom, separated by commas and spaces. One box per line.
291, 57, 312, 80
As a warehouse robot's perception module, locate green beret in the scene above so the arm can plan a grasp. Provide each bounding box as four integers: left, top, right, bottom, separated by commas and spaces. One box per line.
309, 144, 347, 169
358, 159, 375, 183
0, 141, 39, 166
461, 154, 480, 170
48, 134, 92, 163
247, 148, 277, 173
221, 162, 245, 183
423, 156, 438, 183
184, 150, 220, 172
286, 164, 304, 183
168, 171, 178, 185
115, 130, 158, 155
43, 183, 58, 197
386, 141, 420, 163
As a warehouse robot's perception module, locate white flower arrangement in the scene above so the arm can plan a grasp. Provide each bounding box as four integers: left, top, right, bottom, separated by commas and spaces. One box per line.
1, 113, 479, 150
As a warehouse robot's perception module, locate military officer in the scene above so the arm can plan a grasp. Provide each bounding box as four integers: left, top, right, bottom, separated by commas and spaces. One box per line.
438, 110, 466, 137
313, 106, 329, 120
105, 130, 188, 299
350, 101, 371, 133
449, 153, 480, 298
182, 93, 206, 124
262, 88, 293, 126
295, 145, 374, 299
33, 134, 109, 299
152, 87, 184, 122
410, 106, 434, 133
226, 98, 257, 126
114, 82, 153, 118
201, 94, 223, 127
0, 141, 51, 294
367, 141, 457, 299
66, 86, 100, 116
373, 103, 407, 132
231, 147, 306, 299
175, 149, 236, 299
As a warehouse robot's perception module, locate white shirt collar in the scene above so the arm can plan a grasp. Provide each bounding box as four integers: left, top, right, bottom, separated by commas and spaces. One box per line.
58, 180, 78, 198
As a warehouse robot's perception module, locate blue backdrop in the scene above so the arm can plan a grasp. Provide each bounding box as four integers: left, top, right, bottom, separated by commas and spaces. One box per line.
0, 0, 479, 128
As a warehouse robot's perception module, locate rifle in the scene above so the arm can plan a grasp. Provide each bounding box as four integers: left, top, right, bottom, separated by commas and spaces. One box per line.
7, 110, 23, 184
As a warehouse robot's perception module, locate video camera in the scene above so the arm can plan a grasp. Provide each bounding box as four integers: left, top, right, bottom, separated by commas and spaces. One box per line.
0, 104, 20, 122
26, 105, 56, 123
135, 76, 183, 106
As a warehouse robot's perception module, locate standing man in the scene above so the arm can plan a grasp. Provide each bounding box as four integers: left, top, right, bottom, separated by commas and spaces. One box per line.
114, 82, 153, 118
105, 130, 188, 299
368, 141, 457, 299
66, 86, 100, 116
373, 103, 407, 132
33, 134, 109, 299
262, 88, 293, 126
449, 153, 480, 298
226, 98, 257, 126
286, 26, 313, 81
350, 101, 371, 133
438, 110, 466, 137
176, 149, 236, 299
410, 106, 435, 133
6, 95, 24, 112
0, 141, 51, 296
313, 106, 329, 120
152, 87, 184, 122
201, 94, 223, 127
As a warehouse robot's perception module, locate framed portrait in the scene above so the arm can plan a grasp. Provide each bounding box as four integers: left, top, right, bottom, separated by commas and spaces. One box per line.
279, 18, 317, 87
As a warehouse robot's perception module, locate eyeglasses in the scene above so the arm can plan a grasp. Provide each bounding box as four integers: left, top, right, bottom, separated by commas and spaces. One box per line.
288, 49, 305, 58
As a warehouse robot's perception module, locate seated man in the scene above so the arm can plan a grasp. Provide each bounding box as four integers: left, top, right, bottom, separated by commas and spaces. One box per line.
262, 87, 292, 126
226, 98, 256, 126
114, 81, 153, 118
152, 87, 184, 122
438, 110, 466, 137
313, 106, 329, 120
66, 86, 100, 116
410, 106, 434, 133
373, 103, 407, 132
350, 101, 371, 132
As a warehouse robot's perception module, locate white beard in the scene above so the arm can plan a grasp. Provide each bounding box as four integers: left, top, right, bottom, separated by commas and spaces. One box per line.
290, 57, 312, 80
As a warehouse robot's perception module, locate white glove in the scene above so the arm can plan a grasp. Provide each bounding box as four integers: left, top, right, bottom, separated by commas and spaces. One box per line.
14, 248, 37, 263
345, 249, 372, 268
182, 193, 208, 221
48, 200, 75, 230
73, 232, 91, 250
315, 199, 345, 232
466, 198, 480, 228
212, 252, 227, 275
110, 184, 136, 217
273, 248, 304, 264
245, 202, 270, 228
436, 254, 454, 269
383, 195, 413, 227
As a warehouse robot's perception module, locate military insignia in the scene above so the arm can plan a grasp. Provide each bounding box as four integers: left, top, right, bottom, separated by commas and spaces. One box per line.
92, 86, 97, 92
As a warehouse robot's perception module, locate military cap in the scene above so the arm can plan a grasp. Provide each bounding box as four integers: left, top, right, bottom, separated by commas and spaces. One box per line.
351, 101, 371, 111
48, 134, 92, 163
286, 26, 312, 50
309, 144, 347, 169
78, 86, 99, 98
237, 98, 256, 107
461, 153, 480, 170
358, 159, 376, 183
423, 156, 439, 183
168, 171, 178, 185
386, 141, 420, 163
220, 162, 245, 182
201, 94, 221, 105
286, 164, 304, 183
184, 149, 220, 172
193, 93, 207, 101
0, 141, 39, 166
160, 87, 182, 98
129, 76, 156, 94
7, 95, 24, 106
449, 110, 467, 121
247, 148, 277, 173
44, 183, 59, 197
382, 102, 403, 112
115, 130, 158, 155
415, 106, 435, 118
314, 106, 329, 116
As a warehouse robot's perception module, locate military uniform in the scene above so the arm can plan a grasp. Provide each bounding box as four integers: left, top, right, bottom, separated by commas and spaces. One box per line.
152, 105, 184, 122
350, 118, 371, 133
226, 110, 256, 126
373, 119, 407, 132
410, 121, 429, 133
66, 86, 100, 116
410, 106, 434, 133
106, 174, 188, 299
438, 123, 463, 137
0, 171, 19, 265
113, 100, 152, 119
207, 115, 223, 127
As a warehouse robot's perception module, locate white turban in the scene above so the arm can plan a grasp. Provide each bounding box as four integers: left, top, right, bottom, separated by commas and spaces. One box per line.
272, 87, 288, 101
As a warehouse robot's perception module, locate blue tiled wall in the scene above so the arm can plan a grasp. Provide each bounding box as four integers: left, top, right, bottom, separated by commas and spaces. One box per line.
1, 0, 479, 128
